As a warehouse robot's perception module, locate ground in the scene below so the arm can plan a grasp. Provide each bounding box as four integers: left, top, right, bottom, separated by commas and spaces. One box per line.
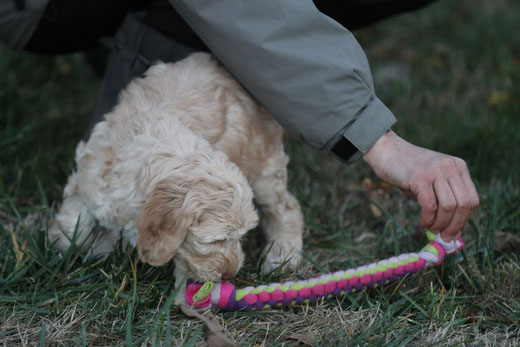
1, 0, 519, 345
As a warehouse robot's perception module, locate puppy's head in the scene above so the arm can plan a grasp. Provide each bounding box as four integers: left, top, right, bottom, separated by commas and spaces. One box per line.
137, 152, 258, 281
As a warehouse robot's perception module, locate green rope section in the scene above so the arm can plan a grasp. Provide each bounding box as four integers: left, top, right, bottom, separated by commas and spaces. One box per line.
193, 281, 214, 303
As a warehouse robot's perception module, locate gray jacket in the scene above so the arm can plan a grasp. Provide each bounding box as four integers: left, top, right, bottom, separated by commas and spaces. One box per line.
170, 0, 396, 163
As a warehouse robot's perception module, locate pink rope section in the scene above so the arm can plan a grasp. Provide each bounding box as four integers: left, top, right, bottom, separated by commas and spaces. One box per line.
184, 232, 464, 311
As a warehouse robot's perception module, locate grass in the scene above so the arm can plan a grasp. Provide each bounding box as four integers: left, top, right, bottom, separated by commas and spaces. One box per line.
1, 0, 519, 345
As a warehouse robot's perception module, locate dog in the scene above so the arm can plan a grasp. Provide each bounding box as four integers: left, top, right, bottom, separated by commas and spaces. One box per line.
49, 53, 304, 286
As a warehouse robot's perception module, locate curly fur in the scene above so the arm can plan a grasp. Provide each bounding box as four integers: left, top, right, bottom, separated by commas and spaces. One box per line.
49, 53, 304, 283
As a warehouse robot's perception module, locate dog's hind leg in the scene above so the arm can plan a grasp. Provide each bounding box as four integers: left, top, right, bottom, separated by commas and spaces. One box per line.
252, 150, 304, 273
48, 173, 97, 253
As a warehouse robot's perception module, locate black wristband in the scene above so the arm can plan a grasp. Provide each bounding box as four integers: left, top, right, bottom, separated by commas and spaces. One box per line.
331, 136, 358, 162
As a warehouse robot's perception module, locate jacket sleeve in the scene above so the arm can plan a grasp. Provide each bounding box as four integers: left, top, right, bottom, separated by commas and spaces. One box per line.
169, 0, 396, 163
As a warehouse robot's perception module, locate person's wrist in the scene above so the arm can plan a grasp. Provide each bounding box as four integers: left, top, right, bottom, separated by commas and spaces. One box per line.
362, 130, 396, 167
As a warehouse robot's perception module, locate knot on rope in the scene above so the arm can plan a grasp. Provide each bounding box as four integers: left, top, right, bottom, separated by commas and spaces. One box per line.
418, 230, 464, 265
185, 280, 214, 309
185, 280, 238, 311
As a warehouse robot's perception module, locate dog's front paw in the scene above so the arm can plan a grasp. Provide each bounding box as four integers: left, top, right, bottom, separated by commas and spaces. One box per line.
260, 239, 302, 274
48, 219, 73, 252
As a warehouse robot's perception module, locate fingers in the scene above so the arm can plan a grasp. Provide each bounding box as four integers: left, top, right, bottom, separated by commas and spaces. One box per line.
429, 180, 456, 237
426, 159, 479, 241
461, 169, 480, 209
416, 182, 437, 228
441, 174, 472, 241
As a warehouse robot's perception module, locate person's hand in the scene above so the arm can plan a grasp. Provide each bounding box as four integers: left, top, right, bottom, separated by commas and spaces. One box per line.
363, 130, 479, 241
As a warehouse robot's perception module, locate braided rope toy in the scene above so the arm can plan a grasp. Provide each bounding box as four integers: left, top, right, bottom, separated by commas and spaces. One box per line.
184, 231, 464, 311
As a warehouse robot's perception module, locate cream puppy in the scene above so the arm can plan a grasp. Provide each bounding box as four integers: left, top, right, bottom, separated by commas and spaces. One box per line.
49, 53, 304, 283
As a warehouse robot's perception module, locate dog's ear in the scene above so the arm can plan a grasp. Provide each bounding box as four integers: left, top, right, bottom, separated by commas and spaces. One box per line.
136, 180, 193, 266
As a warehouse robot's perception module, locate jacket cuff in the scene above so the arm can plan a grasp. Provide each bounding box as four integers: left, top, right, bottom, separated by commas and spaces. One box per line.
331, 97, 396, 164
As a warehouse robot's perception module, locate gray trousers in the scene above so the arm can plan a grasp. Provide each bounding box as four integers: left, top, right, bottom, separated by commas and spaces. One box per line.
84, 13, 202, 140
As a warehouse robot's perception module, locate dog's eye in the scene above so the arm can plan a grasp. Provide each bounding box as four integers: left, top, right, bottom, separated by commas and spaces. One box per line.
209, 239, 226, 246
